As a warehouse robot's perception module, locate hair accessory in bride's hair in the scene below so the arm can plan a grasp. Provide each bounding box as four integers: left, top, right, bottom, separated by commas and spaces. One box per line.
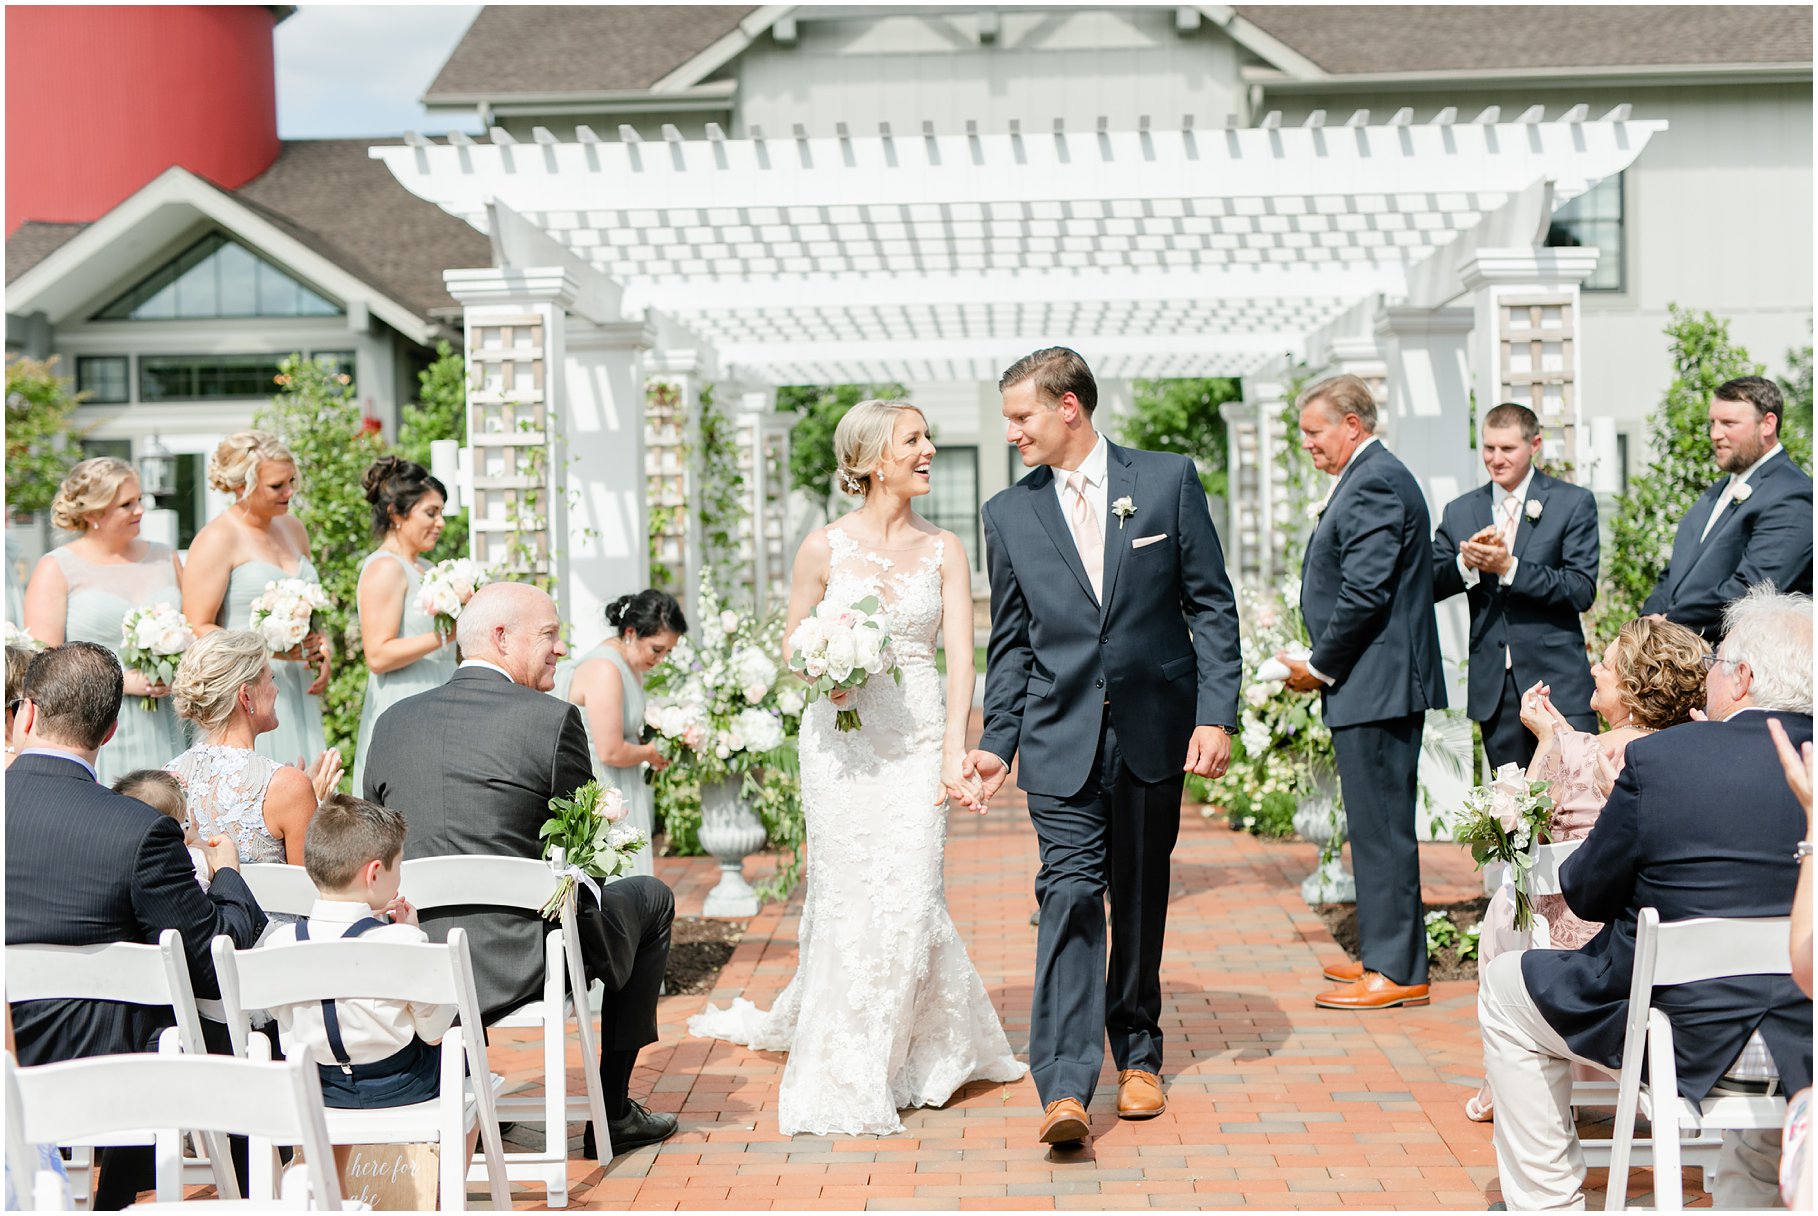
838, 468, 866, 496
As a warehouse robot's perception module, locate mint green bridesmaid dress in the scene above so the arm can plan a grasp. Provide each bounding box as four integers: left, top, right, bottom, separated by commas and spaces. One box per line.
218, 558, 328, 768
350, 550, 455, 793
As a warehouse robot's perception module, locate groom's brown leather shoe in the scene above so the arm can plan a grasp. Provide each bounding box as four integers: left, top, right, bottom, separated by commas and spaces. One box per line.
1323, 959, 1364, 983
1038, 1097, 1090, 1144
1116, 1070, 1165, 1118
1313, 971, 1430, 1010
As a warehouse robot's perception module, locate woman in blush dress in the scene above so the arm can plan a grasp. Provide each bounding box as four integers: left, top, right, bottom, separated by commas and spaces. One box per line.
350, 456, 456, 794
556, 590, 686, 879
1466, 616, 1709, 1121
181, 432, 334, 772
23, 458, 186, 782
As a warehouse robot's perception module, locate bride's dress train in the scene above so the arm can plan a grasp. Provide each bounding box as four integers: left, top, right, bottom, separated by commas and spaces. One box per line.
688, 526, 1025, 1136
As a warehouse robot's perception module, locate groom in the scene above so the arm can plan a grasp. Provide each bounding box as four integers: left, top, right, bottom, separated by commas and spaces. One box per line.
963, 347, 1242, 1145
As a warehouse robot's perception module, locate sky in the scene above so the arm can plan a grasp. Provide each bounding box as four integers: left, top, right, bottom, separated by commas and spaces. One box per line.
275, 5, 484, 139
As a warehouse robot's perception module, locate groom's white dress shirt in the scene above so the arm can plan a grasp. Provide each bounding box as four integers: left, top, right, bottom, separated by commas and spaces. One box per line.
1052, 431, 1109, 542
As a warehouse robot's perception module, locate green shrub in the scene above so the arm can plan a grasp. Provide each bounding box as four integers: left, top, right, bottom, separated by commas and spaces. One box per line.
5, 355, 85, 515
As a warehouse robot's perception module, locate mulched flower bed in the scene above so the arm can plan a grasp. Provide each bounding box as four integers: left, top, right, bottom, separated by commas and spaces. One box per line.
664, 916, 744, 995
1315, 896, 1491, 983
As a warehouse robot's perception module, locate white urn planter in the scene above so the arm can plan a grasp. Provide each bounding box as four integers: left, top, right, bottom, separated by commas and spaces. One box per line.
1292, 770, 1355, 906
699, 777, 766, 918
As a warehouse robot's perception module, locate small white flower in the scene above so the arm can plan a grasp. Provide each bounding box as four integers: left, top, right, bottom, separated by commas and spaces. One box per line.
1111, 496, 1137, 529
1732, 482, 1754, 505
1525, 498, 1544, 521
1305, 500, 1324, 523
720, 610, 741, 634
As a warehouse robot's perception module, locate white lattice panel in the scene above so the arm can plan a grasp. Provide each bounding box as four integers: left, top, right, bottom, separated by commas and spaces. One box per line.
466, 314, 552, 578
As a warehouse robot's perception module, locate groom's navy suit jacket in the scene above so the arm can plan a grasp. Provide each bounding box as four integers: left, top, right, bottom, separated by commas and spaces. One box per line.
1300, 440, 1447, 727
979, 441, 1242, 798
1641, 447, 1812, 638
1431, 470, 1598, 723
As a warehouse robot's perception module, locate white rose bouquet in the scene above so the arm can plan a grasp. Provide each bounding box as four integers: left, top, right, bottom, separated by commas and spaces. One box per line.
785, 594, 900, 732
119, 604, 195, 711
417, 558, 492, 637
5, 621, 43, 652
538, 779, 646, 917
247, 578, 330, 656
1444, 763, 1556, 931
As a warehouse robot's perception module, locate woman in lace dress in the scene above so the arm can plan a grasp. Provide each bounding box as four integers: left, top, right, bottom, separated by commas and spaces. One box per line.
557, 590, 687, 880
23, 458, 187, 783
690, 400, 1026, 1136
1467, 616, 1709, 1120
350, 457, 456, 793
181, 432, 333, 770
167, 631, 338, 921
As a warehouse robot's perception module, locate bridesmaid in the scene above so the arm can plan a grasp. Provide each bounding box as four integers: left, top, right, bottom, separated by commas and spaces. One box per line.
181, 431, 332, 770
558, 590, 687, 876
350, 456, 455, 793
23, 458, 187, 782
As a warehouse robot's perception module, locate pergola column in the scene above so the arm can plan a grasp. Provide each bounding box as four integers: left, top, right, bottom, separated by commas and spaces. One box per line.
1459, 248, 1602, 479
1219, 376, 1290, 588
643, 352, 707, 617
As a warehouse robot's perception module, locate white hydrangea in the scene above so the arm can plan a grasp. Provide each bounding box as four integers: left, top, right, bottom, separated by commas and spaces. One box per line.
730, 644, 778, 702
732, 707, 784, 754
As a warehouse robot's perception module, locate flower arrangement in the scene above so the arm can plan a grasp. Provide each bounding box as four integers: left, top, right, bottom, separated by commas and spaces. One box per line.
785, 595, 900, 731
416, 558, 492, 636
1441, 763, 1557, 931
5, 621, 43, 652
538, 779, 646, 917
247, 578, 330, 656
119, 604, 194, 711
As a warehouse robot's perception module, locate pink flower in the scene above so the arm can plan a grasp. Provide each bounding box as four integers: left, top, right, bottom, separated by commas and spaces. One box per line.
1486, 763, 1529, 833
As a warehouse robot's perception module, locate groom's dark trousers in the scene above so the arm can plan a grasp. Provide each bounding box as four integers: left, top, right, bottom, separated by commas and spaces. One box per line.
981, 440, 1241, 1107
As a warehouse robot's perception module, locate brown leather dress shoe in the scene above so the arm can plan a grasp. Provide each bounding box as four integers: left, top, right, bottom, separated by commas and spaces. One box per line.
1038, 1097, 1090, 1144
1313, 970, 1431, 1010
1116, 1069, 1165, 1118
1323, 958, 1364, 984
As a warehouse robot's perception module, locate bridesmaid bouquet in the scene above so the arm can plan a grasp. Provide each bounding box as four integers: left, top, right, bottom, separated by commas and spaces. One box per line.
538, 779, 646, 917
5, 621, 43, 652
1444, 763, 1556, 931
248, 578, 331, 657
119, 605, 194, 711
785, 595, 900, 732
417, 558, 493, 637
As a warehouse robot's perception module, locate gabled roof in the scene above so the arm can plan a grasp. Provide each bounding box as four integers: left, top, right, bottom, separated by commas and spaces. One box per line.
423, 5, 758, 102
1231, 5, 1811, 76
5, 141, 489, 329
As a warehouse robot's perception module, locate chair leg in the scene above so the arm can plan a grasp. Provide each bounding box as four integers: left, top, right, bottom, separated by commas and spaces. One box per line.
1653, 1110, 1685, 1212
544, 1002, 568, 1208
439, 1124, 468, 1212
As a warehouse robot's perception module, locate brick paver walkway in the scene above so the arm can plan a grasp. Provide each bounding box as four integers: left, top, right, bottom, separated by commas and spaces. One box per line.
481, 723, 1688, 1210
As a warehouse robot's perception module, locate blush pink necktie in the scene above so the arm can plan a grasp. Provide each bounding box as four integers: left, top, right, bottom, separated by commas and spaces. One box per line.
1067, 470, 1104, 601
1500, 496, 1522, 549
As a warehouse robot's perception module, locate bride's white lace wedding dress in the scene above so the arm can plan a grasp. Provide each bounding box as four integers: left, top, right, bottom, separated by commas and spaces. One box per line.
688, 524, 1026, 1135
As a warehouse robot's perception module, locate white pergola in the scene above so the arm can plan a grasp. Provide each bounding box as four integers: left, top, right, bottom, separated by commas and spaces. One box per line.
373, 106, 1662, 656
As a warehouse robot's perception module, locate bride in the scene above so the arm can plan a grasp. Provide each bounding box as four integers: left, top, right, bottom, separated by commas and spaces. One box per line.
688, 399, 1026, 1135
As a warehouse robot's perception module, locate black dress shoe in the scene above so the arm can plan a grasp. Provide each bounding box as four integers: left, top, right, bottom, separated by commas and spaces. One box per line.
582, 1100, 678, 1158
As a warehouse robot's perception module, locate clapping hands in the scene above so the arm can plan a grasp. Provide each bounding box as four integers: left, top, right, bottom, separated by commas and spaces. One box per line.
302, 747, 344, 801
1461, 526, 1513, 576
1517, 681, 1573, 742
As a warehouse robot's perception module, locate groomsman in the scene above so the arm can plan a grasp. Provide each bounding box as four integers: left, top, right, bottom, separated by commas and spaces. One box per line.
1432, 402, 1599, 770
1278, 375, 1446, 1011
1643, 376, 1813, 638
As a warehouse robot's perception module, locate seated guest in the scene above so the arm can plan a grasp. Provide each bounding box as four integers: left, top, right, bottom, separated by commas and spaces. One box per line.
1466, 617, 1708, 1121
5, 642, 32, 768
1481, 586, 1814, 1209
113, 768, 209, 888
265, 795, 455, 1110
364, 582, 678, 1156
4, 641, 266, 1208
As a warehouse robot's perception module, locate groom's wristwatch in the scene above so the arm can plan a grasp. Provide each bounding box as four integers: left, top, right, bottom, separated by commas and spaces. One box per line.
1217, 723, 1238, 735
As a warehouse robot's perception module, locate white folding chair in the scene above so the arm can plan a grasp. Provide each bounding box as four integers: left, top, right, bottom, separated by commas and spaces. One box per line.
4, 929, 238, 1205
5, 1038, 344, 1208
239, 863, 321, 918
402, 855, 612, 1207
211, 926, 511, 1211
1605, 910, 1793, 1211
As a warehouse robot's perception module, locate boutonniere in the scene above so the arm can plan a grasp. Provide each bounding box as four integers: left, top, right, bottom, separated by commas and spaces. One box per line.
1732, 483, 1753, 505
1306, 500, 1325, 522
1525, 498, 1544, 522
1111, 496, 1137, 529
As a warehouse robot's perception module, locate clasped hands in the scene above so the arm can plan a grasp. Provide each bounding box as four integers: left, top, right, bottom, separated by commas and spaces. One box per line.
946, 725, 1232, 816
1459, 524, 1514, 577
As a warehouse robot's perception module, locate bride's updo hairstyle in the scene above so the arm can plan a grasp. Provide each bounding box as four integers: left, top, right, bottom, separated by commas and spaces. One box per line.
362, 455, 447, 540
208, 430, 296, 497
50, 457, 136, 532
172, 629, 270, 732
605, 589, 688, 641
832, 399, 928, 498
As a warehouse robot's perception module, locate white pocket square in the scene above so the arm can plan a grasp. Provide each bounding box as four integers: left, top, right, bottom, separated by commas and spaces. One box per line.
1131, 533, 1168, 549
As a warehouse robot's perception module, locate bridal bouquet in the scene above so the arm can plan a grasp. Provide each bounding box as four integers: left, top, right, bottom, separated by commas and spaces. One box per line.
119, 604, 194, 711
1443, 763, 1556, 931
247, 578, 330, 656
785, 595, 900, 731
417, 558, 492, 636
538, 779, 647, 917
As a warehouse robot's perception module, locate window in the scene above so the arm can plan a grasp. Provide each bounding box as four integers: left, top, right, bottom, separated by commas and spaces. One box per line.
139, 354, 286, 402
1545, 174, 1624, 292
76, 356, 130, 404
925, 445, 981, 568
95, 233, 341, 320
310, 350, 356, 382
78, 439, 131, 462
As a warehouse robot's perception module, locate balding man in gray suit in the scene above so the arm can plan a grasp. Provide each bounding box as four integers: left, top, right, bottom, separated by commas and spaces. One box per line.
364, 582, 677, 1156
